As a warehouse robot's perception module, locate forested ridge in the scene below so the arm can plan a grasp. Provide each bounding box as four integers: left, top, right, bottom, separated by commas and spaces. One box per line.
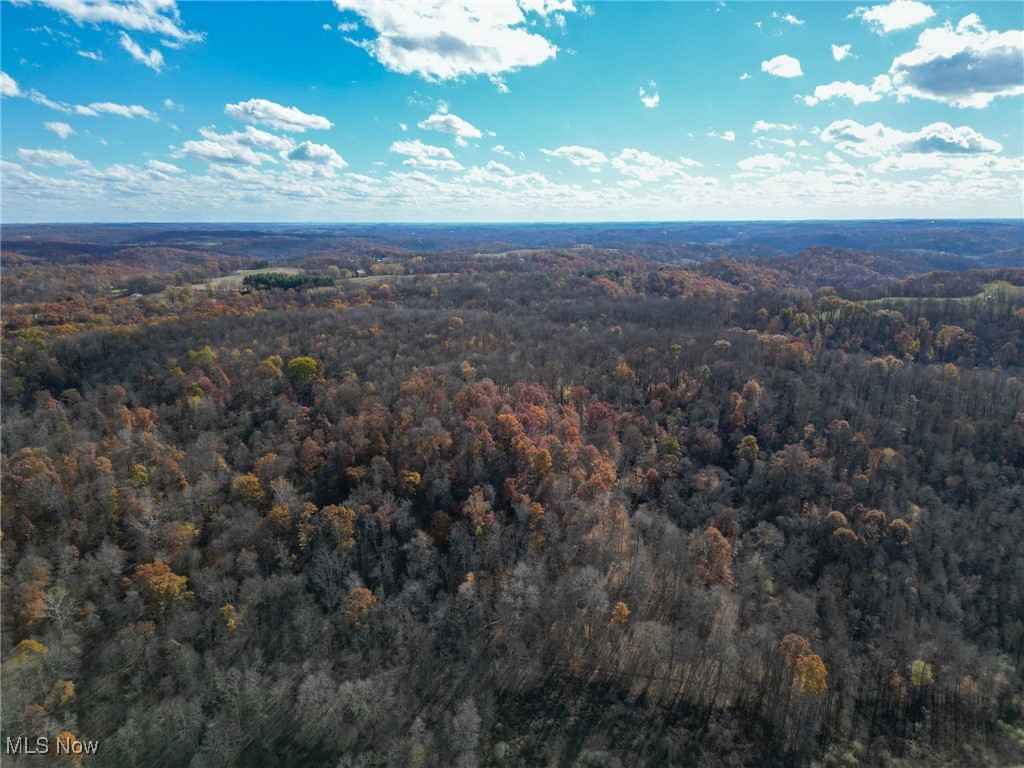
2, 224, 1023, 767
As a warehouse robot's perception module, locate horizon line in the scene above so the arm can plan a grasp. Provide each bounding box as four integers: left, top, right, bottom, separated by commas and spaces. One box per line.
3, 217, 1023, 228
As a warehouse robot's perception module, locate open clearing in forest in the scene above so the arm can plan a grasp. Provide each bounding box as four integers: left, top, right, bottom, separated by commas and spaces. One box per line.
190, 267, 305, 291
863, 280, 1024, 309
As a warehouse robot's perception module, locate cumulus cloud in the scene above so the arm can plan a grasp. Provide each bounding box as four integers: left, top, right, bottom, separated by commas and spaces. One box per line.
286, 141, 348, 170
174, 124, 346, 175
20, 89, 155, 120
518, 0, 577, 15
17, 148, 90, 167
1, 71, 22, 98
493, 144, 524, 160
761, 54, 803, 78
225, 98, 333, 132
755, 136, 797, 149
753, 120, 797, 132
417, 106, 482, 146
541, 145, 608, 172
33, 0, 203, 43
175, 139, 273, 166
832, 44, 852, 61
802, 75, 892, 105
868, 153, 1024, 175
773, 12, 804, 26
708, 129, 736, 141
737, 153, 791, 172
888, 15, 1024, 108
76, 102, 157, 120
333, 1, 567, 81
852, 0, 934, 33
639, 82, 660, 108
821, 119, 1003, 157
147, 160, 184, 174
612, 148, 701, 181
119, 32, 164, 71
390, 139, 463, 170
173, 126, 294, 166
44, 122, 76, 139
201, 125, 295, 153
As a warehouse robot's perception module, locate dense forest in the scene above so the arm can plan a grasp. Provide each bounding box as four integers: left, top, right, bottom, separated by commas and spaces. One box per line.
2, 223, 1023, 767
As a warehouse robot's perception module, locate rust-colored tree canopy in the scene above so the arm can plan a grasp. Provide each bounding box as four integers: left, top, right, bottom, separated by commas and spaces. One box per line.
1, 223, 1022, 767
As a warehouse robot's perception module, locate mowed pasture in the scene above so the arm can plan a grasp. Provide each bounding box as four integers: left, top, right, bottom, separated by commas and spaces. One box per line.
864, 280, 1024, 309
190, 267, 305, 292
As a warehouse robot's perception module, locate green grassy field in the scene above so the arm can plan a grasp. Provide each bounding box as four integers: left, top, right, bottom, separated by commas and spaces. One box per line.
190, 267, 305, 292
863, 280, 1024, 308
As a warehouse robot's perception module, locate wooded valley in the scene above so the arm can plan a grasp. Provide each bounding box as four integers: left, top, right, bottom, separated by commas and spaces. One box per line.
2, 222, 1023, 767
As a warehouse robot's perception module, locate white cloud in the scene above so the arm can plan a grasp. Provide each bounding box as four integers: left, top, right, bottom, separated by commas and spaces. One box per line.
119, 32, 164, 71
17, 148, 90, 167
832, 44, 852, 61
869, 153, 1023, 175
77, 50, 104, 61
201, 125, 295, 153
286, 141, 348, 171
852, 0, 934, 33
708, 129, 736, 141
174, 126, 295, 166
773, 12, 805, 25
334, 1, 566, 81
761, 54, 803, 78
175, 139, 273, 166
518, 0, 576, 16
889, 15, 1024, 108
225, 98, 332, 132
76, 102, 157, 120
612, 148, 701, 181
417, 106, 482, 146
756, 137, 797, 149
493, 144, 525, 161
483, 160, 514, 176
753, 120, 797, 132
32, 96, 161, 120
821, 119, 1003, 157
390, 139, 463, 170
639, 81, 659, 108
176, 125, 345, 175
5, 145, 1020, 221
541, 145, 608, 172
737, 153, 791, 172
739, 73, 751, 80
147, 160, 184, 174
34, 0, 203, 43
337, 21, 359, 32
163, 98, 184, 111
44, 121, 75, 139
28, 89, 69, 112
802, 75, 892, 105
1, 71, 21, 98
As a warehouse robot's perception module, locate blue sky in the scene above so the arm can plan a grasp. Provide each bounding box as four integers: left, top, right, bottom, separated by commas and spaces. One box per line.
1, 0, 1021, 222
